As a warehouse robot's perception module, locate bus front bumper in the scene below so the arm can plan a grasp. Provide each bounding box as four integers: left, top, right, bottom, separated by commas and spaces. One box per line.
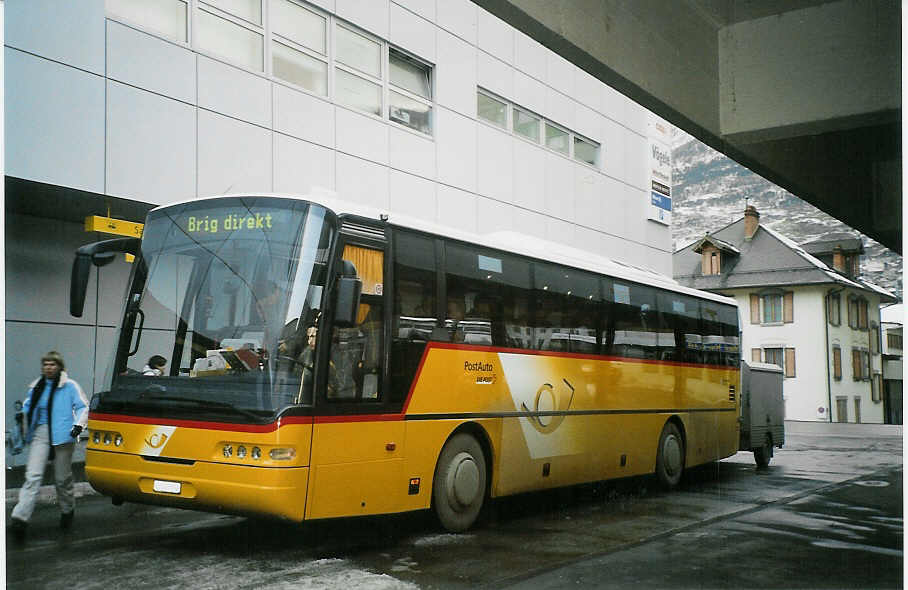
86, 449, 309, 521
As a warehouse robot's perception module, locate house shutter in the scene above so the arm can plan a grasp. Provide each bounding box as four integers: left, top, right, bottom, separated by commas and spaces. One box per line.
751, 348, 762, 362
852, 349, 861, 380
750, 294, 760, 324
833, 348, 842, 379
783, 292, 794, 323
785, 348, 796, 377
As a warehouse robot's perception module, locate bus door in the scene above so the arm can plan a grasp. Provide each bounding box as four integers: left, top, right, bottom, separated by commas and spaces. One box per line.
307, 224, 407, 519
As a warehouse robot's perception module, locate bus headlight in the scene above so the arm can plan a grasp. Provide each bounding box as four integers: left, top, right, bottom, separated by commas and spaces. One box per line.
251, 447, 262, 460
223, 444, 233, 458
92, 431, 100, 444
237, 445, 247, 459
114, 434, 123, 447
103, 433, 112, 445
269, 448, 296, 461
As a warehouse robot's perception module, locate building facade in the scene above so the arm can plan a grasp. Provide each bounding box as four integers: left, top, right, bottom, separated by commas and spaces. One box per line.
4, 0, 675, 462
880, 304, 903, 424
674, 206, 896, 423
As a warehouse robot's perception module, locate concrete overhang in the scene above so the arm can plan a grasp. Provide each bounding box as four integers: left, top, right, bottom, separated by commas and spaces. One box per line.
476, 0, 901, 253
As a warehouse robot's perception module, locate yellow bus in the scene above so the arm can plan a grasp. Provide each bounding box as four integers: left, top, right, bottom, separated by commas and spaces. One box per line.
71, 194, 741, 532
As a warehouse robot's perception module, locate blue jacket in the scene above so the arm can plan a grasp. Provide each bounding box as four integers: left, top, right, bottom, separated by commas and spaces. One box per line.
23, 372, 88, 446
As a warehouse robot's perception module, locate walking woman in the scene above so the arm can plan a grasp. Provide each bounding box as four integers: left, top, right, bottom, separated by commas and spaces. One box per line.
9, 351, 88, 542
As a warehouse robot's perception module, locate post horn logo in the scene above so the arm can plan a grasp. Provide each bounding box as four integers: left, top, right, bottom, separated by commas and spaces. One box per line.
521, 378, 575, 434
145, 433, 169, 449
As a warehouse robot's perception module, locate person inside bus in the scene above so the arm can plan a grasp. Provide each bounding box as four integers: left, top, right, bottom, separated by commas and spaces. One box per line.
142, 355, 167, 376
445, 298, 465, 343
353, 305, 382, 399
298, 325, 318, 403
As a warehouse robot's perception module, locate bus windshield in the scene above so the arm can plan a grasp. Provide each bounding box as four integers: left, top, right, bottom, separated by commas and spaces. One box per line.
98, 197, 336, 422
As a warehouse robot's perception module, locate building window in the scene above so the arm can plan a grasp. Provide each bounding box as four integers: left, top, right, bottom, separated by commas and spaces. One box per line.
871, 325, 880, 354
708, 251, 720, 275
477, 91, 508, 128
872, 374, 882, 402
848, 297, 869, 330
852, 348, 870, 380
106, 0, 189, 42
828, 292, 841, 326
762, 294, 783, 324
270, 0, 328, 95
835, 397, 848, 423
545, 122, 570, 155
334, 25, 382, 116
388, 49, 433, 134
573, 136, 599, 166
513, 107, 541, 142
476, 89, 602, 166
888, 332, 903, 350
832, 346, 842, 380
853, 397, 862, 423
764, 347, 783, 369
196, 3, 264, 71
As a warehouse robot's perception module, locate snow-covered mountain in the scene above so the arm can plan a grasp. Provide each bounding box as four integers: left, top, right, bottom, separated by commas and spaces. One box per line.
671, 132, 902, 301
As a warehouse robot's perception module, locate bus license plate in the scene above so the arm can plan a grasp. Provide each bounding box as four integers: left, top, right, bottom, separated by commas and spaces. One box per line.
153, 480, 181, 494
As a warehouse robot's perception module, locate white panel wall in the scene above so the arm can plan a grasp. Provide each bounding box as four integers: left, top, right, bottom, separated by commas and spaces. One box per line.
273, 84, 335, 147
274, 133, 335, 194
198, 56, 272, 128
390, 2, 435, 62
389, 169, 436, 221
107, 21, 196, 104
5, 0, 105, 75
198, 110, 272, 196
5, 48, 105, 193
435, 30, 476, 117
107, 81, 197, 204
336, 153, 389, 209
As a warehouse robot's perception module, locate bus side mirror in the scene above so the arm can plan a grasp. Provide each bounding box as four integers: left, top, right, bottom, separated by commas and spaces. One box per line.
71, 238, 141, 318
333, 260, 362, 327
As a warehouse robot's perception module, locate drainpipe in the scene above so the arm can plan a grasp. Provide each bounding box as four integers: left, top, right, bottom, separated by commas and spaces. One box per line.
824, 288, 843, 422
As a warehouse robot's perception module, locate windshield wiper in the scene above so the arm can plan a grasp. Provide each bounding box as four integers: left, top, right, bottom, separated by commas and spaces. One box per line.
137, 395, 266, 422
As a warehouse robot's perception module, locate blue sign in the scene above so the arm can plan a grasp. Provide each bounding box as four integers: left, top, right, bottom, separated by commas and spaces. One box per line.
651, 192, 672, 211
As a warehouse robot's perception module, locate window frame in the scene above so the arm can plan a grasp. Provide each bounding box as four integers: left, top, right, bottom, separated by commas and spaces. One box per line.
832, 345, 842, 380
196, 1, 266, 72
106, 0, 436, 135
761, 293, 783, 324
387, 47, 434, 135
828, 292, 841, 326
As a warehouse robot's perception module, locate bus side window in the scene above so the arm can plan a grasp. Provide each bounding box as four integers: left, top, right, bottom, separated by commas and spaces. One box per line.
391, 231, 436, 403
328, 244, 385, 401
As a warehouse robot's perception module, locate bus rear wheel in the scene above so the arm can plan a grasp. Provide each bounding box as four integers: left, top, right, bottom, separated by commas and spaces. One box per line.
433, 433, 487, 532
655, 422, 684, 489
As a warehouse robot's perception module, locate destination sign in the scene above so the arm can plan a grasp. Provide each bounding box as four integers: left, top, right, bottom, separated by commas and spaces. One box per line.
186, 213, 274, 234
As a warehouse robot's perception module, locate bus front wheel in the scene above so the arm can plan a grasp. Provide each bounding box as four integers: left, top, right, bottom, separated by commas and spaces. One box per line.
433, 433, 487, 532
655, 422, 684, 489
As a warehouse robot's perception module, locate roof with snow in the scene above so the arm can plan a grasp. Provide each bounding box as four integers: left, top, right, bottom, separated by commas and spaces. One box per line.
673, 216, 896, 303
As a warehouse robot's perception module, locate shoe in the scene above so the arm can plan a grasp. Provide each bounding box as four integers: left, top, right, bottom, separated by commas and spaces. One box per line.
10, 517, 26, 543
60, 511, 74, 530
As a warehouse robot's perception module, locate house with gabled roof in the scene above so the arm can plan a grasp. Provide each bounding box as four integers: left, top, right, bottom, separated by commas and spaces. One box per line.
673, 205, 898, 423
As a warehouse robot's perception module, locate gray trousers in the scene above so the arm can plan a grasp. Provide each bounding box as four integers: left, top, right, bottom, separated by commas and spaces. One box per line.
11, 424, 75, 521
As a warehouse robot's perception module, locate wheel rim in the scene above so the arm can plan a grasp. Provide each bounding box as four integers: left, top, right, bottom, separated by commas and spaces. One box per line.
663, 434, 682, 477
446, 451, 480, 509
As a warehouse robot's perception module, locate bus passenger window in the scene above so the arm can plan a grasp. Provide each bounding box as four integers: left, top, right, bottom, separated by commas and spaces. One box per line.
392, 231, 437, 402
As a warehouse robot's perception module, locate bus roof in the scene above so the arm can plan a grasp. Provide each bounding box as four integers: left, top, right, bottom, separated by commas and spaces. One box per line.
151, 192, 737, 308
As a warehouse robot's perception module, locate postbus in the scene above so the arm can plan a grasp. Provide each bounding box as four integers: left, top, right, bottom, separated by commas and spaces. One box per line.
71, 194, 741, 532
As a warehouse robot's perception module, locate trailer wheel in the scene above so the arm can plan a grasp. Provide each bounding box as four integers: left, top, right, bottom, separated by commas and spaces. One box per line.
655, 422, 684, 489
754, 435, 773, 468
433, 433, 486, 532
